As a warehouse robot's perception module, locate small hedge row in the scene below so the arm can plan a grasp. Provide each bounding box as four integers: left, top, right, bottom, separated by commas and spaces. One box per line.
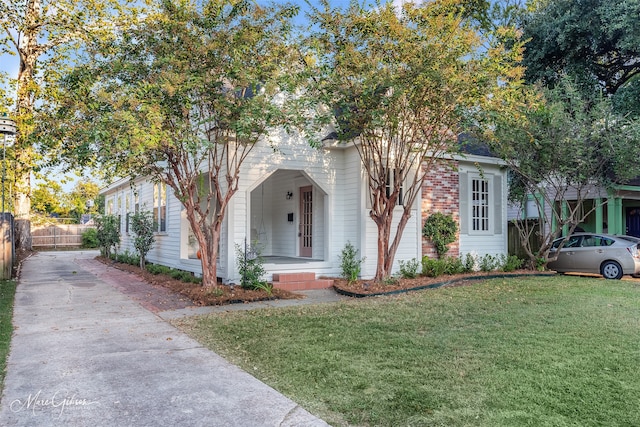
110, 250, 202, 285
399, 253, 524, 279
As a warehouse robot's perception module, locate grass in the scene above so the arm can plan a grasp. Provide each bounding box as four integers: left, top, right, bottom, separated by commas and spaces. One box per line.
173, 276, 640, 427
0, 280, 16, 391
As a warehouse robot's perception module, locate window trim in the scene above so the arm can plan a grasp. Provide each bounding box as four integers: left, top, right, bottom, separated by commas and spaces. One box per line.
469, 174, 493, 235
153, 183, 168, 233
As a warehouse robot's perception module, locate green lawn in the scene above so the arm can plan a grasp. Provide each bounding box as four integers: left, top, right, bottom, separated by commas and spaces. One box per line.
173, 276, 640, 427
0, 280, 16, 390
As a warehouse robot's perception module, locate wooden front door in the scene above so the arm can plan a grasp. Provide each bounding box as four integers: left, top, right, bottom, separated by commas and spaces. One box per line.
299, 186, 313, 257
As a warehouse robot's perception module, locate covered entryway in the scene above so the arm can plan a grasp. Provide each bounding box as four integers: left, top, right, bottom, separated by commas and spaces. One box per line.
250, 170, 326, 261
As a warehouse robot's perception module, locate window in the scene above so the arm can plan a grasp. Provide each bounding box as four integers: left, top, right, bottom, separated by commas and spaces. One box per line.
117, 195, 123, 231
125, 193, 131, 233
153, 183, 167, 233
582, 236, 614, 247
385, 168, 404, 206
471, 178, 489, 232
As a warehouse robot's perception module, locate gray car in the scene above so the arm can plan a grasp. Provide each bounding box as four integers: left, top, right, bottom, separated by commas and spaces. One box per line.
548, 233, 640, 279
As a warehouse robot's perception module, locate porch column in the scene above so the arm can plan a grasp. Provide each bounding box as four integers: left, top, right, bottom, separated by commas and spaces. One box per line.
607, 197, 623, 235
561, 200, 569, 237
595, 198, 603, 233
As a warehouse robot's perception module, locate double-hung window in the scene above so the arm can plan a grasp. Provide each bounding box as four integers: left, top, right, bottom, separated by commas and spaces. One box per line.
153, 183, 167, 233
385, 168, 404, 206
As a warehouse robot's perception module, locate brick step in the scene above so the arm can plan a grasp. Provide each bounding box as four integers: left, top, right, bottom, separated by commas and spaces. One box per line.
272, 272, 316, 282
272, 279, 334, 291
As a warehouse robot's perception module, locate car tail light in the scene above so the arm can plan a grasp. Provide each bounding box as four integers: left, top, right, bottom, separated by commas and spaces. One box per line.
628, 246, 640, 258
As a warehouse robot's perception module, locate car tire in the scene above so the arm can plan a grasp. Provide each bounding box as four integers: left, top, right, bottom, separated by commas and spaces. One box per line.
601, 261, 623, 280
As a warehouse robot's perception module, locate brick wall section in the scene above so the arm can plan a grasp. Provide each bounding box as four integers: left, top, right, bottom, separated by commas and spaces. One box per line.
421, 159, 460, 259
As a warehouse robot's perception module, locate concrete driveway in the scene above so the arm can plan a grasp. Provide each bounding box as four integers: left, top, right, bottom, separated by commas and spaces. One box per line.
0, 250, 329, 426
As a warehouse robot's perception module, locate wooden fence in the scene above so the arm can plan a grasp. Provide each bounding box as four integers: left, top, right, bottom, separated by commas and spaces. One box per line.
508, 220, 542, 259
32, 224, 95, 249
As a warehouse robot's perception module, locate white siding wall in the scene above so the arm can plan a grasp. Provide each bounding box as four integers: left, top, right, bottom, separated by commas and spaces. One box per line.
361, 209, 420, 279
100, 131, 425, 281
458, 162, 508, 257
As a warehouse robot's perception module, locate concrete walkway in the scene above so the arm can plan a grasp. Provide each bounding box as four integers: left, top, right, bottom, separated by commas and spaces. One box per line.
0, 251, 332, 426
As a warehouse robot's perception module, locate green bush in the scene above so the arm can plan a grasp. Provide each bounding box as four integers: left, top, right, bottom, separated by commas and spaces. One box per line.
95, 214, 120, 258
422, 212, 458, 259
422, 253, 523, 278
422, 257, 446, 277
147, 264, 172, 275
500, 254, 524, 272
398, 258, 420, 279
339, 242, 365, 283
443, 256, 465, 275
462, 253, 475, 272
115, 250, 140, 266
479, 254, 498, 272
145, 264, 202, 284
81, 228, 99, 248
236, 243, 267, 290
130, 210, 155, 269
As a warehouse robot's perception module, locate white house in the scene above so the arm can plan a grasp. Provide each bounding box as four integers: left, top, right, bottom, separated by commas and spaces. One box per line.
100, 131, 508, 289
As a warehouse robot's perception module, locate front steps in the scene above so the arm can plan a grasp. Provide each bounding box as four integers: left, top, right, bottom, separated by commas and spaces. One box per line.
272, 272, 334, 291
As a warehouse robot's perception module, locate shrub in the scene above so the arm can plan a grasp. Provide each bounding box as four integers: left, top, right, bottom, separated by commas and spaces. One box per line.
422, 212, 458, 258
147, 264, 172, 275
462, 253, 477, 273
169, 269, 185, 280
422, 257, 446, 277
236, 242, 267, 290
443, 256, 465, 275
479, 254, 498, 272
115, 250, 139, 266
500, 254, 524, 272
130, 210, 155, 269
339, 242, 365, 284
81, 228, 99, 248
95, 214, 120, 258
398, 258, 420, 279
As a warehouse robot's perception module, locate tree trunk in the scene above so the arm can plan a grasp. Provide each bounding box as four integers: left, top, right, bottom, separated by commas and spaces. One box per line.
13, 172, 32, 251
184, 207, 220, 287
374, 218, 391, 279
13, 0, 40, 252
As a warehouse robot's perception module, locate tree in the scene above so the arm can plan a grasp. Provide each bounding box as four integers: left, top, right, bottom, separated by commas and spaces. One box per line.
52, 0, 298, 287
522, 0, 640, 99
0, 0, 146, 250
130, 210, 155, 269
95, 214, 120, 259
487, 78, 640, 268
66, 180, 101, 221
303, 0, 522, 279
31, 180, 67, 217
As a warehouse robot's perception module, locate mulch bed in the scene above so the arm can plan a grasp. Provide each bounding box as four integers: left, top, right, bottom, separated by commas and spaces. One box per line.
96, 257, 302, 307
333, 270, 556, 297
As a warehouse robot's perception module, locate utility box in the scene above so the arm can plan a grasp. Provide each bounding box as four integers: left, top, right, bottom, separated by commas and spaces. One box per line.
0, 213, 14, 280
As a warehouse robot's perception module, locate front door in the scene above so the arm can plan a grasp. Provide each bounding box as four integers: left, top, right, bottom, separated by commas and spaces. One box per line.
626, 208, 640, 237
299, 186, 313, 257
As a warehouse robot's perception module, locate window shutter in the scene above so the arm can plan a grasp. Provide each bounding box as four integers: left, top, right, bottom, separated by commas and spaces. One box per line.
459, 172, 468, 234
493, 175, 503, 235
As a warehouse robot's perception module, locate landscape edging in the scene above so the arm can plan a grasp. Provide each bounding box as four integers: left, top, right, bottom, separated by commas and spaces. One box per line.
334, 272, 556, 298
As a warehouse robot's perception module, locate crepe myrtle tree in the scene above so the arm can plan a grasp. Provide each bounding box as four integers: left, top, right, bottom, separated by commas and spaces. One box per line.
487, 78, 640, 269
302, 0, 524, 280
48, 0, 300, 287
